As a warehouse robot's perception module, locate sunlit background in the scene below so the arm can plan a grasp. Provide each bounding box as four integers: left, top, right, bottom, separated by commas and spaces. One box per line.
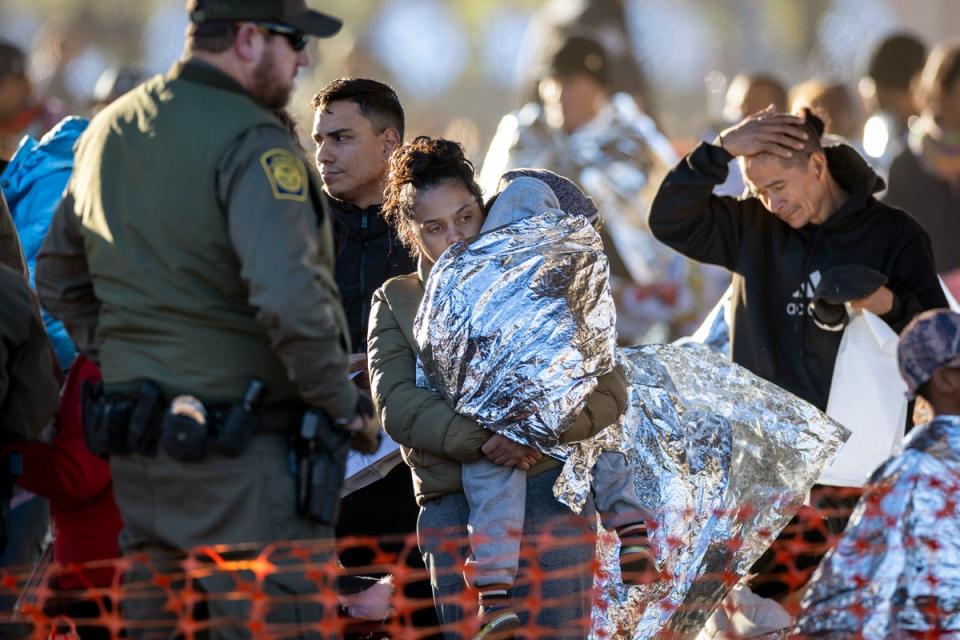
2, 0, 959, 159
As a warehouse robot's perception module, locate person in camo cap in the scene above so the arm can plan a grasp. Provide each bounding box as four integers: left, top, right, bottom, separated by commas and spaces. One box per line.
793, 308, 960, 638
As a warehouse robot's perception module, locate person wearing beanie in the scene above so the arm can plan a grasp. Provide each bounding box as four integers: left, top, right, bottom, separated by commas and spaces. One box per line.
479, 34, 697, 346
449, 174, 649, 637
792, 309, 960, 637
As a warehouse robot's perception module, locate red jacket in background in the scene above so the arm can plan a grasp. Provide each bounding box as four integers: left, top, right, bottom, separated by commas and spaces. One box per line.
9, 355, 123, 589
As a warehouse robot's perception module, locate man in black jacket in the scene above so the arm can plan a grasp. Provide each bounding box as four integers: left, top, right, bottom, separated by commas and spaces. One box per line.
650, 106, 948, 602
311, 78, 415, 354
311, 78, 428, 636
650, 107, 947, 412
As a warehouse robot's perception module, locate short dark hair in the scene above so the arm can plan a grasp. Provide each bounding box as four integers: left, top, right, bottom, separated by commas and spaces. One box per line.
0, 41, 26, 81
382, 136, 482, 257
545, 35, 609, 88
785, 108, 826, 166
312, 78, 405, 140
867, 33, 927, 91
185, 21, 239, 55
742, 108, 825, 173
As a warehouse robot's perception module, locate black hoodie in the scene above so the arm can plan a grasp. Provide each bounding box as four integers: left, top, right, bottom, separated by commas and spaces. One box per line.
326, 193, 416, 353
650, 142, 947, 410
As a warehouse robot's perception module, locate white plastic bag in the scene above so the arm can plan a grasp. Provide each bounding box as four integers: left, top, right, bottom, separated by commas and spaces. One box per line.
820, 310, 906, 487
694, 582, 793, 639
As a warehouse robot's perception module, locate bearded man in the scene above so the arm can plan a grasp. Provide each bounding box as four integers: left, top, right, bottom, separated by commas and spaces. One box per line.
36, 1, 377, 636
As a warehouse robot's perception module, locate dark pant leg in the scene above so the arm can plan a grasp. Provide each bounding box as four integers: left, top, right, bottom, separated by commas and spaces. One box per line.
336, 464, 440, 638
417, 467, 598, 640
748, 484, 863, 601
513, 468, 597, 639
417, 493, 471, 640
110, 435, 335, 640
0, 496, 49, 568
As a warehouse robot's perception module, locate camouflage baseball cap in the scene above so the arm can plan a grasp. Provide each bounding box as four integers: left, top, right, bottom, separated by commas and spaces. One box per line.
186, 0, 342, 38
898, 309, 960, 398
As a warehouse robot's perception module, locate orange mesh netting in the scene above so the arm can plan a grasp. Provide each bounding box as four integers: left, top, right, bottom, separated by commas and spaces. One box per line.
0, 486, 868, 639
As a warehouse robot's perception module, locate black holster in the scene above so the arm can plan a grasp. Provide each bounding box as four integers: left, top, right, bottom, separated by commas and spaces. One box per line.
81, 380, 161, 458
294, 411, 350, 526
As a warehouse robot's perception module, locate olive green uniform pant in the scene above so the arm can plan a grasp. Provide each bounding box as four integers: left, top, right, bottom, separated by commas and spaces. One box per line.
110, 434, 335, 639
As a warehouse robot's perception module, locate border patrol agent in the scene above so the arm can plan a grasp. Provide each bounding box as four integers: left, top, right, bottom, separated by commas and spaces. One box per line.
37, 2, 375, 637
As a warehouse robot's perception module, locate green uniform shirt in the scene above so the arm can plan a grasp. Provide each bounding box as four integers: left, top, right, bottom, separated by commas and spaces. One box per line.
37, 60, 356, 420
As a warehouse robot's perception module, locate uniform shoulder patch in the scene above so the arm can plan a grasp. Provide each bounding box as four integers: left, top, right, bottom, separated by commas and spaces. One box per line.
260, 148, 308, 202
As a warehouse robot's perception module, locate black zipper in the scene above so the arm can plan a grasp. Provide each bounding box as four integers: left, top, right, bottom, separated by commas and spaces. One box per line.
360, 210, 368, 294
359, 209, 369, 351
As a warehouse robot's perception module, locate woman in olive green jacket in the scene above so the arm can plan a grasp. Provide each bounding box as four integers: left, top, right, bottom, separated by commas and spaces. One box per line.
367, 137, 628, 638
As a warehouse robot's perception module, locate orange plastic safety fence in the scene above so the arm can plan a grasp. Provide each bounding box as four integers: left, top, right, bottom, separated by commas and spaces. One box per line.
0, 487, 866, 639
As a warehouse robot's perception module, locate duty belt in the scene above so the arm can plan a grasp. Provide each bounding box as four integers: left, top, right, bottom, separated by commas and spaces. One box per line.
81, 379, 304, 459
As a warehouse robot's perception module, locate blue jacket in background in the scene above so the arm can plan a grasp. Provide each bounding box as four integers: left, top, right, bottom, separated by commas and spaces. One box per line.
0, 116, 88, 369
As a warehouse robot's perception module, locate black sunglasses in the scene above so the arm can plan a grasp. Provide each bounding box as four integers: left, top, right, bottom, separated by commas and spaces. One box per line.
252, 22, 309, 52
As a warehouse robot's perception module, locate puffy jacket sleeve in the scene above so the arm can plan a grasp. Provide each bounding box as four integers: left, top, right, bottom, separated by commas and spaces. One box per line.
368, 284, 490, 463
559, 366, 629, 445
36, 190, 100, 363
649, 142, 754, 271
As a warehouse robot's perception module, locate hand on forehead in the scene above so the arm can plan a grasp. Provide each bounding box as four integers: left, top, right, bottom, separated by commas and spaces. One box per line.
720, 106, 812, 161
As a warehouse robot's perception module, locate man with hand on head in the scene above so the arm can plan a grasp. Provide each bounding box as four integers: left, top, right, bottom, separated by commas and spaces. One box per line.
651, 106, 945, 412
649, 106, 947, 603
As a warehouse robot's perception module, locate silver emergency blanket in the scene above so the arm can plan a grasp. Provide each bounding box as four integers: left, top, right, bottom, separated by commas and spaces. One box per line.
414, 209, 616, 449
792, 415, 960, 639
557, 344, 849, 639
479, 93, 713, 344
413, 206, 848, 638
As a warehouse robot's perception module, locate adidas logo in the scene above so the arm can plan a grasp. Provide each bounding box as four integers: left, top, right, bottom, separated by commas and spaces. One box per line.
786, 270, 821, 316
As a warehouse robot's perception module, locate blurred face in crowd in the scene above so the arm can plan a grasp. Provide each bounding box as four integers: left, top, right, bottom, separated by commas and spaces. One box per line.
725, 76, 786, 122
313, 100, 399, 208
743, 152, 833, 229
539, 72, 608, 135
249, 25, 309, 109
410, 180, 484, 263
933, 78, 960, 131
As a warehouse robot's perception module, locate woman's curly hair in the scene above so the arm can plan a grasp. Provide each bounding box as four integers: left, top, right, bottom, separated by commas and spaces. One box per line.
382, 136, 484, 257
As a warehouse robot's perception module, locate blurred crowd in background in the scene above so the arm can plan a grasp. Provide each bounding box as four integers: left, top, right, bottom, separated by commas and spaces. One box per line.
1, 0, 959, 158
4, 0, 960, 341
1, 1, 960, 637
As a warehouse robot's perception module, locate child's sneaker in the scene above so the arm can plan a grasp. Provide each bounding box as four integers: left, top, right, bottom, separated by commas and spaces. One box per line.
474, 587, 519, 639
475, 603, 520, 639
617, 522, 657, 585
